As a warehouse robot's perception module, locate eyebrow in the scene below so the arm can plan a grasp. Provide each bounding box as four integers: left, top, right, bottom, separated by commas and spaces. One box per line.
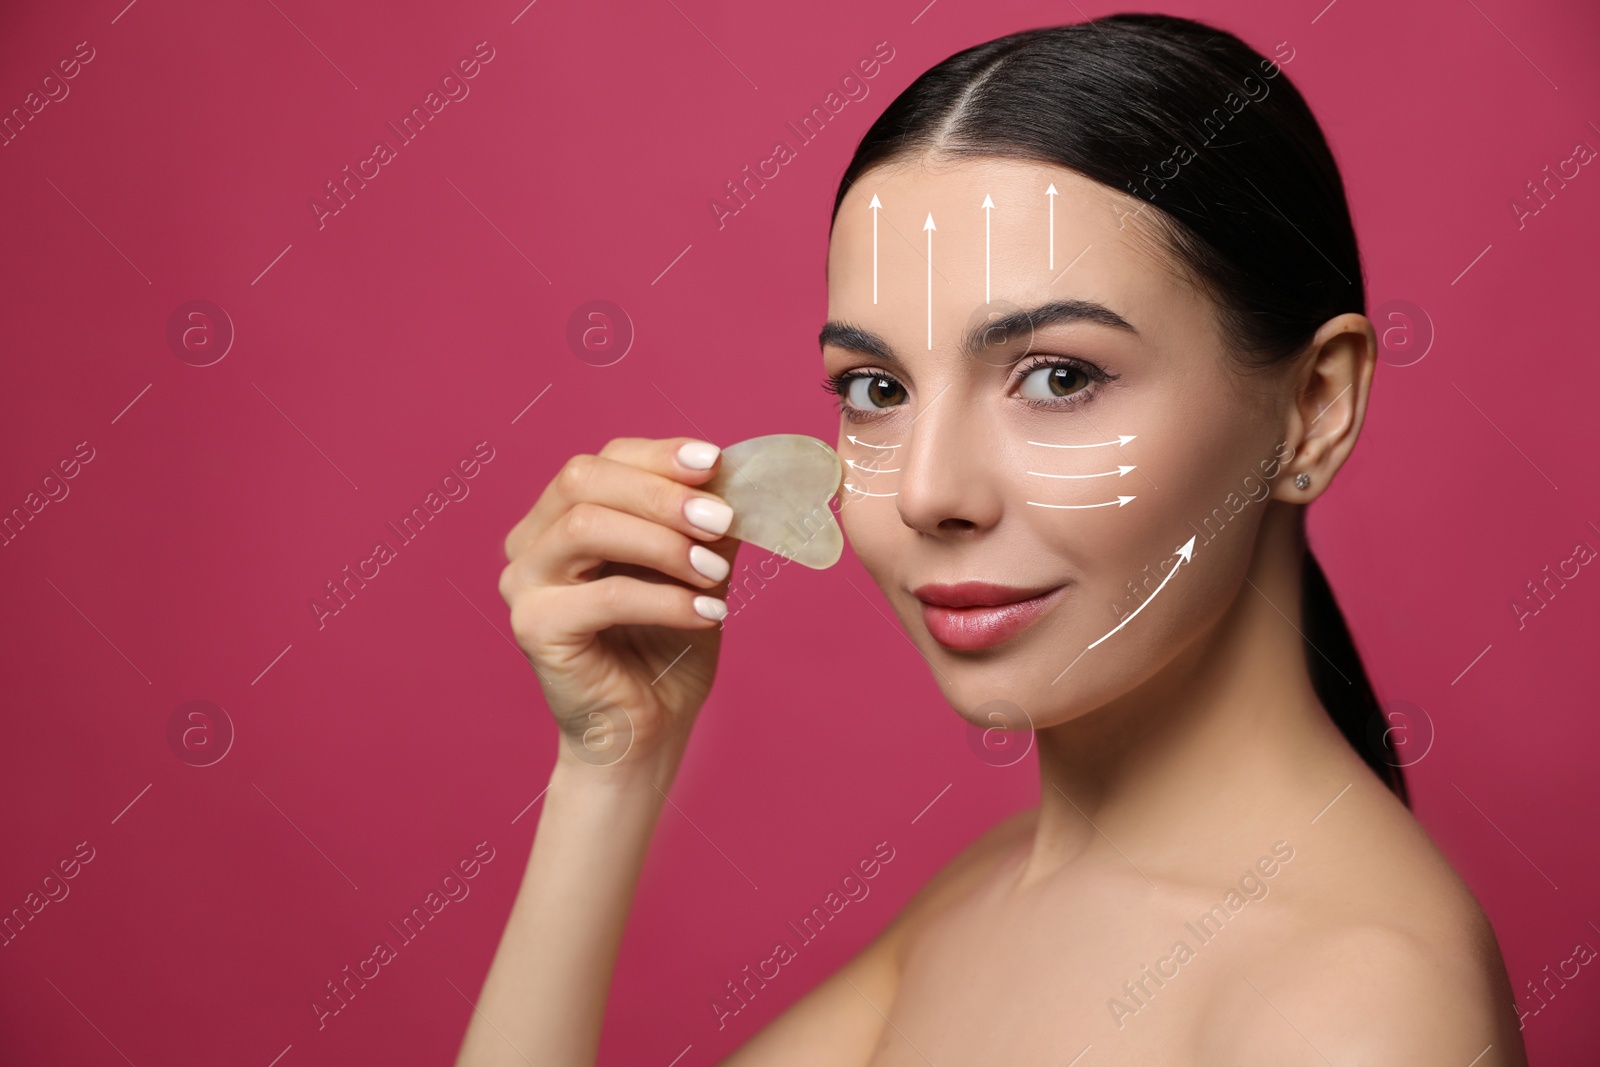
818, 299, 1138, 366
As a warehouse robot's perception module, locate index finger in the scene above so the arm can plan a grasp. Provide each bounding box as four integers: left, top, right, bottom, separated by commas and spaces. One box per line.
502, 436, 725, 562
597, 436, 723, 481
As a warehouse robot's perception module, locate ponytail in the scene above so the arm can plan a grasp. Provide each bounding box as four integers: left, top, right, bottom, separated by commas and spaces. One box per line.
1302, 548, 1409, 806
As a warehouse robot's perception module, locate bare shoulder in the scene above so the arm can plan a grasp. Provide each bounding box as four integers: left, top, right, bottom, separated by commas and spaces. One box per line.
1214, 917, 1526, 1066
716, 806, 1036, 1066
878, 804, 1039, 959
1200, 788, 1527, 1065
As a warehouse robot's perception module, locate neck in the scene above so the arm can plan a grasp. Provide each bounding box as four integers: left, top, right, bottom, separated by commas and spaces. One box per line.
1023, 501, 1358, 888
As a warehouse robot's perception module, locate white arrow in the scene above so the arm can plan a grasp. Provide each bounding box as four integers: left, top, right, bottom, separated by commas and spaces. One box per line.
981, 194, 994, 303
844, 482, 898, 497
1026, 495, 1136, 509
1026, 465, 1136, 479
924, 212, 936, 350
1046, 183, 1057, 270
846, 458, 900, 473
869, 194, 882, 304
1052, 536, 1196, 684
847, 434, 899, 449
1027, 435, 1136, 449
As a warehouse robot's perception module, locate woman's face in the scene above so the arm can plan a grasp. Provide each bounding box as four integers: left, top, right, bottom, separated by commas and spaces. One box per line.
822, 156, 1300, 730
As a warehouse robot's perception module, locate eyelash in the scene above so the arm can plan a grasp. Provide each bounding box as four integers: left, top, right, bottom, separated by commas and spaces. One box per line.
820, 356, 1118, 424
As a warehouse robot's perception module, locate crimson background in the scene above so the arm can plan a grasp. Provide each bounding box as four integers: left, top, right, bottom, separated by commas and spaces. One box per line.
2, 0, 1597, 1063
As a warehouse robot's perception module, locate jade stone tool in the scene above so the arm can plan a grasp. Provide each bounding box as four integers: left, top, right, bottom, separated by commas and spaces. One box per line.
701, 434, 844, 569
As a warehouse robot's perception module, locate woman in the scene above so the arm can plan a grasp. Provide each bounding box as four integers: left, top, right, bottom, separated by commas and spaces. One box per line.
459, 13, 1528, 1065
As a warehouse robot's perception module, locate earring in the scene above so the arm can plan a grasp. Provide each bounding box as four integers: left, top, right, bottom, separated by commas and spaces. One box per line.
1294, 473, 1311, 490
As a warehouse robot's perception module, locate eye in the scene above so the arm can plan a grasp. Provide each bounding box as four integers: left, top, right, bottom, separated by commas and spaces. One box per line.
1018, 361, 1093, 401
824, 371, 908, 413
1013, 356, 1116, 409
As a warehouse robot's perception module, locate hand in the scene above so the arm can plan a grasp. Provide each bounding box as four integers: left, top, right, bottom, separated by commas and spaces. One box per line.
499, 437, 741, 772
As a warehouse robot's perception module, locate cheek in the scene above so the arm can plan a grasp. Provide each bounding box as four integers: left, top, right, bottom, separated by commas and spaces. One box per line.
838, 492, 890, 565
1014, 389, 1274, 698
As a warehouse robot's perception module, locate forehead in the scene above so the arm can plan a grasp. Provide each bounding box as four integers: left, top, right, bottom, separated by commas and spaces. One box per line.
826, 155, 1208, 343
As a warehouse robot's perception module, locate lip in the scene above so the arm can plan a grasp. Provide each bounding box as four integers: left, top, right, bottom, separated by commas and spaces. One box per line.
912, 581, 1069, 651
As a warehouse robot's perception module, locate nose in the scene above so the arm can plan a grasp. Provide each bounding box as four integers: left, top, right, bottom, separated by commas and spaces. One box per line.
893, 383, 1005, 539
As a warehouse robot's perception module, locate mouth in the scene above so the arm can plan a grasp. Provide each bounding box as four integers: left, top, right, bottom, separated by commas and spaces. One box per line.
911, 581, 1069, 651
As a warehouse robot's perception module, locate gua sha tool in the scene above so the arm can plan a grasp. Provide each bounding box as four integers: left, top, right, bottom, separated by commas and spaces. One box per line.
701, 434, 844, 569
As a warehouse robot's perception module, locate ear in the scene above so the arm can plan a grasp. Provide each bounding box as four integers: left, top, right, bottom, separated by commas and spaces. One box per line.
1273, 313, 1376, 502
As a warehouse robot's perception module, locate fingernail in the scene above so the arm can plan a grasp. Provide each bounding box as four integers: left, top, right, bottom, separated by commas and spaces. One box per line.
693, 595, 728, 621
684, 496, 733, 535
689, 545, 731, 582
677, 440, 720, 470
